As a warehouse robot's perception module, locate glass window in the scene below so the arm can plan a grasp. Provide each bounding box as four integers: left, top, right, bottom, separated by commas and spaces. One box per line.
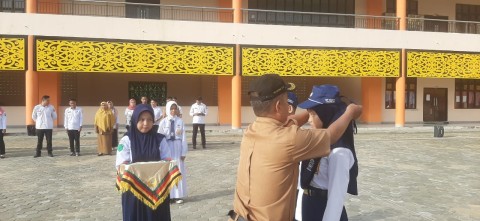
455, 79, 480, 109
385, 77, 416, 109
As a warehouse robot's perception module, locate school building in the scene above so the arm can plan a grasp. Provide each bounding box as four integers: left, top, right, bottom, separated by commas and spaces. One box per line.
1, 0, 480, 129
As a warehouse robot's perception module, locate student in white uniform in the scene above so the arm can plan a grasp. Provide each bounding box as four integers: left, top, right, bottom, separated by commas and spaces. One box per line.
32, 95, 58, 158
125, 98, 136, 132
297, 85, 358, 221
158, 101, 188, 204
150, 98, 163, 126
64, 98, 83, 156
0, 106, 6, 159
189, 97, 208, 149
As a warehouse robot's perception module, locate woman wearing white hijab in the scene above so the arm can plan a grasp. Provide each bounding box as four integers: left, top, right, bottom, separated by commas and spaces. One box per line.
158, 101, 188, 204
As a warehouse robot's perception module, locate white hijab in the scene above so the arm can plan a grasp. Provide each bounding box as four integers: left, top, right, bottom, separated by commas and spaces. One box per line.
165, 101, 178, 119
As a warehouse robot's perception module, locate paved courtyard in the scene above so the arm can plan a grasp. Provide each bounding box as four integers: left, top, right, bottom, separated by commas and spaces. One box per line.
0, 126, 479, 221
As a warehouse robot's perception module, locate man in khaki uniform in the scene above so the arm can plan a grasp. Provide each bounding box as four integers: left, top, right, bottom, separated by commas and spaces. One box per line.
229, 74, 362, 221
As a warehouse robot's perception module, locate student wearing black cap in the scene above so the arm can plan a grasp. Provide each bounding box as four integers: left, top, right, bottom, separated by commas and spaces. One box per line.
229, 74, 362, 221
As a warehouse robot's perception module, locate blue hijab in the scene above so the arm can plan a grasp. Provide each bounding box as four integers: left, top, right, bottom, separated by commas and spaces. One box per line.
127, 104, 165, 163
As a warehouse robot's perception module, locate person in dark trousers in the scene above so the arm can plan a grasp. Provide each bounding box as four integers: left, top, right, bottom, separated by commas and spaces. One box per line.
32, 95, 57, 158
0, 106, 6, 159
189, 97, 208, 149
64, 98, 83, 156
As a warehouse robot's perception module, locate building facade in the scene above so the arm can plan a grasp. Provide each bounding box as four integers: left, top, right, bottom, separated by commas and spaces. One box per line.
1, 0, 480, 128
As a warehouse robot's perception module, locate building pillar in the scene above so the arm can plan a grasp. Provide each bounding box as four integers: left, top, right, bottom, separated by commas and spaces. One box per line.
25, 0, 38, 130
395, 0, 407, 127
361, 0, 384, 123
25, 36, 38, 128
361, 78, 383, 123
231, 0, 242, 129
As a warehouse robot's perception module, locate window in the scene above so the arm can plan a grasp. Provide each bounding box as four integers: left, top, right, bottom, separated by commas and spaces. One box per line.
386, 0, 418, 15
0, 0, 25, 13
385, 77, 417, 109
456, 4, 480, 34
248, 0, 355, 27
128, 81, 167, 105
61, 73, 78, 105
455, 79, 480, 109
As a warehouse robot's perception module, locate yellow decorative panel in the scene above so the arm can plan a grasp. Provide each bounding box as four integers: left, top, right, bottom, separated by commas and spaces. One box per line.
36, 39, 234, 75
242, 47, 400, 77
407, 51, 480, 79
0, 37, 26, 71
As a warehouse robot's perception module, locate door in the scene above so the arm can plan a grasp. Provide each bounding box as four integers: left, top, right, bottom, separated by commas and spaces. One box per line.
423, 88, 448, 122
424, 15, 449, 32
125, 0, 160, 19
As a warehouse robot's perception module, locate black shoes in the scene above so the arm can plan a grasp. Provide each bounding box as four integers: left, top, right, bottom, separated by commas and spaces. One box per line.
76, 153, 80, 157
0, 155, 4, 159
70, 152, 76, 156
34, 153, 41, 158
193, 145, 196, 149
48, 153, 54, 157
202, 145, 206, 149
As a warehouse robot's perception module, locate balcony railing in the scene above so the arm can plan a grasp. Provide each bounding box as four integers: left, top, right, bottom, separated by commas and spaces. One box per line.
0, 0, 25, 12
243, 9, 399, 30
407, 17, 480, 34
36, 0, 234, 22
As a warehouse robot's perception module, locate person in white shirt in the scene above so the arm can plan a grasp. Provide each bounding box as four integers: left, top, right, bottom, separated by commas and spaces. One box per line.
158, 101, 188, 204
172, 97, 183, 118
189, 97, 208, 149
150, 98, 163, 126
297, 85, 358, 221
0, 106, 6, 159
125, 98, 136, 132
64, 98, 83, 156
32, 95, 58, 158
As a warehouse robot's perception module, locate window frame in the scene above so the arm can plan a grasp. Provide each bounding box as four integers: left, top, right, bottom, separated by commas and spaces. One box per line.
385, 77, 417, 109
454, 79, 480, 109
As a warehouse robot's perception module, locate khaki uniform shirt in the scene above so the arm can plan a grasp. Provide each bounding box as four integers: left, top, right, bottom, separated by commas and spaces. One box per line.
233, 117, 331, 221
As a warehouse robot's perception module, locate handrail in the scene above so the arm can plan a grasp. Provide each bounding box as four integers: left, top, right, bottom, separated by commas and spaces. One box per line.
38, 0, 234, 11
408, 17, 480, 25
242, 8, 399, 20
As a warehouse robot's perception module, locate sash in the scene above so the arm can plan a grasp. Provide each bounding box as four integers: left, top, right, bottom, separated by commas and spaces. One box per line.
116, 161, 182, 210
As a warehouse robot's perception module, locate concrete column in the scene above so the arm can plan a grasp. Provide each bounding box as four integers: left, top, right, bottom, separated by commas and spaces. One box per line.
395, 0, 407, 127
25, 0, 38, 130
231, 0, 242, 129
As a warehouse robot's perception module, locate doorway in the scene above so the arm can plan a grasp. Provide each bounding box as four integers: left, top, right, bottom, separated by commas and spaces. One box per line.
423, 88, 448, 122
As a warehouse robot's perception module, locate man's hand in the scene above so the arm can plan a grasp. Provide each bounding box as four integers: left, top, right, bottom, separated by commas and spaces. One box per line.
346, 104, 363, 120
79, 126, 82, 132
2, 129, 5, 133
181, 156, 186, 161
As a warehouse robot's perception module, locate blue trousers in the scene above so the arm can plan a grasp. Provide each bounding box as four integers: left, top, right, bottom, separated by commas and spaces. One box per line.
302, 194, 348, 221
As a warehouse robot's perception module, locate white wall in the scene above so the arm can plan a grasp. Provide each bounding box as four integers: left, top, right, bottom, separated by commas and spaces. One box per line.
2, 13, 480, 52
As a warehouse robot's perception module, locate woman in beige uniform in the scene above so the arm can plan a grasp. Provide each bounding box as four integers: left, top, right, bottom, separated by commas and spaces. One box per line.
94, 102, 115, 156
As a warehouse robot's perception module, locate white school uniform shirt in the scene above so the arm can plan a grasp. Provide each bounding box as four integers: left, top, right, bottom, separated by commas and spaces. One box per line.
115, 136, 170, 169
189, 102, 208, 124
152, 106, 163, 125
308, 148, 355, 221
124, 108, 134, 126
64, 107, 83, 130
157, 116, 188, 157
0, 112, 6, 130
32, 104, 57, 129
